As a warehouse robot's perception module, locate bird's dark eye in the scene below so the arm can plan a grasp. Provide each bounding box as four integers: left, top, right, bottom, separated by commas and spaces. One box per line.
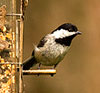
68, 26, 78, 32
68, 28, 73, 32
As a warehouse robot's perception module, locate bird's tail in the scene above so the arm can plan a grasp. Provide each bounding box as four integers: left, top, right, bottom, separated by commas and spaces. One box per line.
23, 56, 37, 70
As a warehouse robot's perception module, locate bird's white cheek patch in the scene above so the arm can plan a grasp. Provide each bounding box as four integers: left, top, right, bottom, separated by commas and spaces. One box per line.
66, 31, 76, 36
52, 29, 76, 38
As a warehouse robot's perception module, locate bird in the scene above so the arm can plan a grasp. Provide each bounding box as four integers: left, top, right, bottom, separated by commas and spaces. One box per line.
23, 23, 81, 70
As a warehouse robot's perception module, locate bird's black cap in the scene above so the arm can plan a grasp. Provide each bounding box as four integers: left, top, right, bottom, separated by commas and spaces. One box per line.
52, 23, 78, 33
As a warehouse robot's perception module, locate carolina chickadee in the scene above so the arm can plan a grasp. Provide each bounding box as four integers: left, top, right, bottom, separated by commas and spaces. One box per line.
23, 23, 81, 70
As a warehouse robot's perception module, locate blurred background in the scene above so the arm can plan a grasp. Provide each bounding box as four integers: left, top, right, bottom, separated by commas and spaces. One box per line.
23, 0, 100, 93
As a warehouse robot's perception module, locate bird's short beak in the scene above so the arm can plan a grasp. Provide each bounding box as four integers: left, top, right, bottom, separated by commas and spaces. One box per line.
76, 31, 82, 35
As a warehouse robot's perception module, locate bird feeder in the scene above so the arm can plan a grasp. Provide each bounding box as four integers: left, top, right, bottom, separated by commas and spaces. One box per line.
0, 0, 23, 92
